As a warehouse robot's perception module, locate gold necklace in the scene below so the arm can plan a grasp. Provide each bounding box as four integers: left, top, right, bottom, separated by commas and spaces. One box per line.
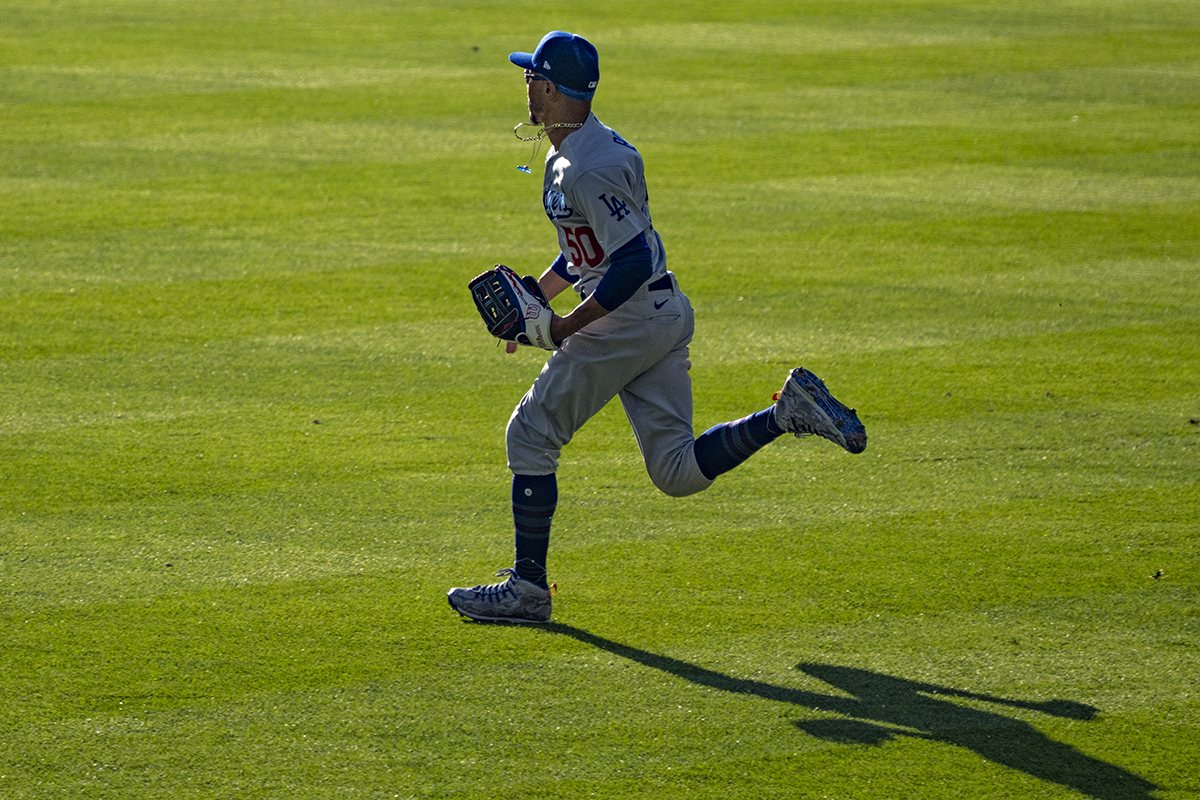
514, 122, 584, 174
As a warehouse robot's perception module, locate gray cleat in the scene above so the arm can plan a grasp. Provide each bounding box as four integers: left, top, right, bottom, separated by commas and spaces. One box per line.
775, 367, 867, 454
447, 568, 553, 623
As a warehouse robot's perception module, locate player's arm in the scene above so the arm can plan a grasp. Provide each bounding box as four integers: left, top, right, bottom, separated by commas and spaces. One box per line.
549, 231, 654, 344
550, 294, 608, 344
538, 252, 575, 301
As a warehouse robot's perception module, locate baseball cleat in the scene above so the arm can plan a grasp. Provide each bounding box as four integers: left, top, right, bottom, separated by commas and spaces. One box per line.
774, 368, 867, 454
447, 568, 553, 623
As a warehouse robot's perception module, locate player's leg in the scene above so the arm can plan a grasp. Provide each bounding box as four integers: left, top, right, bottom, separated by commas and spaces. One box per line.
692, 406, 786, 480
689, 367, 868, 478
450, 313, 688, 621
445, 471, 557, 623
623, 300, 865, 485
511, 472, 555, 589
626, 367, 867, 498
618, 344, 714, 497
630, 365, 864, 488
620, 359, 790, 489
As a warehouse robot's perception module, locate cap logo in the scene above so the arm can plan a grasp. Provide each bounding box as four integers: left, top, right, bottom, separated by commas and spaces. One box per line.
542, 61, 551, 69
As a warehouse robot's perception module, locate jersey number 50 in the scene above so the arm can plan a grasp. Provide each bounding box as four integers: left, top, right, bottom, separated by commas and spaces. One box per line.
563, 225, 605, 269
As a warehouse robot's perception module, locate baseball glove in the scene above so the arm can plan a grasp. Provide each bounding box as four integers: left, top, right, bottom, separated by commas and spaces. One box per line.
468, 264, 558, 351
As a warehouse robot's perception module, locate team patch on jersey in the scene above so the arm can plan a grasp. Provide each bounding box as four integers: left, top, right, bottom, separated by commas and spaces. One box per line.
544, 189, 573, 220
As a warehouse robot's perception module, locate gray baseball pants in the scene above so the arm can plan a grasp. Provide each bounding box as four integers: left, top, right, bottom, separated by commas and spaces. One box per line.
506, 273, 714, 498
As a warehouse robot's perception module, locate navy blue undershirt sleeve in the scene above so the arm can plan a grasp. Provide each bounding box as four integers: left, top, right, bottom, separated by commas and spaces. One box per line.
549, 252, 577, 284
592, 232, 653, 311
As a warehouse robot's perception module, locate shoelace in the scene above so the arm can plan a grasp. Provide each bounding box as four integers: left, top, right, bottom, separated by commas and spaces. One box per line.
470, 569, 518, 601
471, 568, 557, 599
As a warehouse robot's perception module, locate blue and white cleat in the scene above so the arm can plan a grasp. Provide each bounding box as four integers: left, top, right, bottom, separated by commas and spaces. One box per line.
775, 367, 867, 454
447, 568, 553, 623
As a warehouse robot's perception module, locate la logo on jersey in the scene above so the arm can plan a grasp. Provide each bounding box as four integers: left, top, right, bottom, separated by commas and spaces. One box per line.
599, 193, 630, 222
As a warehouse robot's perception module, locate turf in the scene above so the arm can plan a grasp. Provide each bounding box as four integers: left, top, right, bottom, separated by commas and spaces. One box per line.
2, 1, 1197, 798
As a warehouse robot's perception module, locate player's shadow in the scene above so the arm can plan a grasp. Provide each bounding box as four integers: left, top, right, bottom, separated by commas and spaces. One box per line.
542, 623, 1158, 800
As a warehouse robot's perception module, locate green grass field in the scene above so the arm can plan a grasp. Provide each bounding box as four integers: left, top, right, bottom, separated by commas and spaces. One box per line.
2, 1, 1197, 797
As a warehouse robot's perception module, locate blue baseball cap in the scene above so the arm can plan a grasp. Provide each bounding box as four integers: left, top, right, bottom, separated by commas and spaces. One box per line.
509, 31, 599, 101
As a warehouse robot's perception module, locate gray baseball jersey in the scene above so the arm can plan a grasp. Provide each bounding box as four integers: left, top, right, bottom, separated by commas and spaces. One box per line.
505, 114, 713, 497
541, 114, 667, 296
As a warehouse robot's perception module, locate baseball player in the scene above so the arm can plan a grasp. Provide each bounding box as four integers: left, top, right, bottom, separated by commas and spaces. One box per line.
449, 31, 866, 623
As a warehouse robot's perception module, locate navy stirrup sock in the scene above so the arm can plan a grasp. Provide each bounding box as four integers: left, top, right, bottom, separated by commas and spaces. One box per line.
693, 407, 785, 481
512, 473, 557, 589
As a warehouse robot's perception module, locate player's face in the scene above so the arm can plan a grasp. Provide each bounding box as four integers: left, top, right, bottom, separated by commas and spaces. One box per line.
525, 71, 550, 124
